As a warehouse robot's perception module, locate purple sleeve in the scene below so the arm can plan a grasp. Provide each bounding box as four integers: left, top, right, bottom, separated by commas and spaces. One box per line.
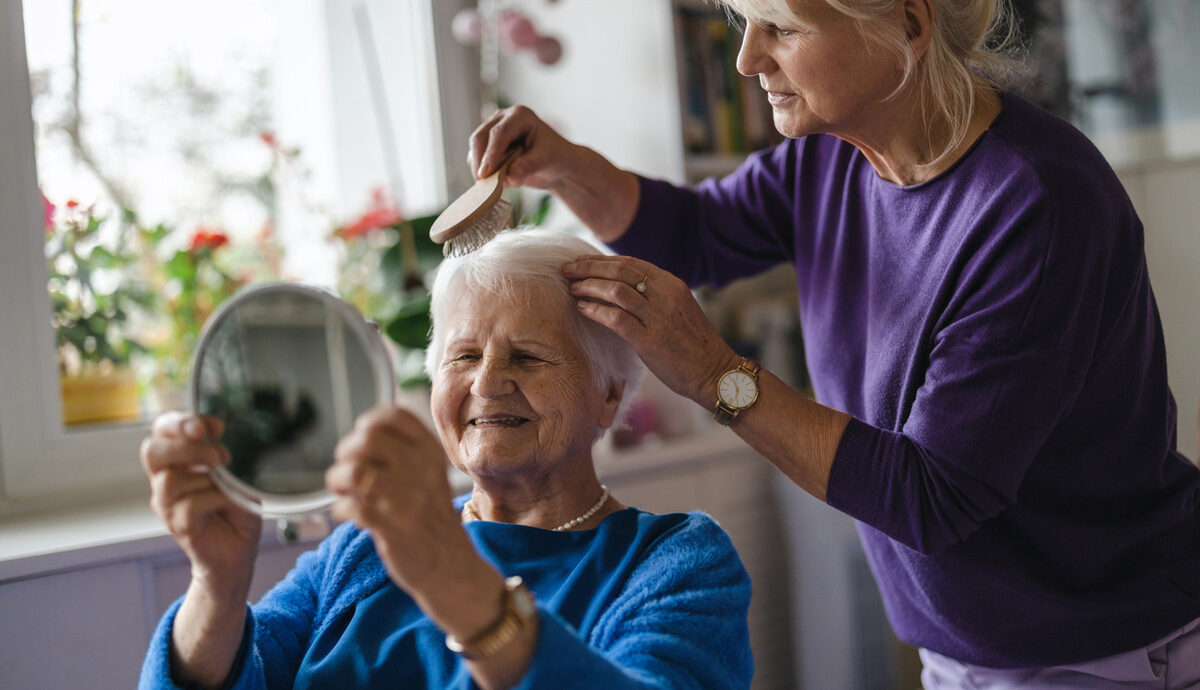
609, 143, 802, 289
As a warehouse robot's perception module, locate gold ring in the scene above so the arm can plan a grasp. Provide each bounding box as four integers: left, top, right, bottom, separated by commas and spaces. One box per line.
357, 466, 379, 497
635, 276, 648, 294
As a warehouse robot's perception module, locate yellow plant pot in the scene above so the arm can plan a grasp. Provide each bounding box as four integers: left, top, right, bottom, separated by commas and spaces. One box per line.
60, 368, 142, 426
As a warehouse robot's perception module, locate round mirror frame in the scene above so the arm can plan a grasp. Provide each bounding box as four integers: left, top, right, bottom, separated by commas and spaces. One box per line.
189, 282, 395, 518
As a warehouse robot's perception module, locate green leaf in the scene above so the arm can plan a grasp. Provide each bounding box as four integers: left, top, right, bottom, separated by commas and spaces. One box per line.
379, 240, 405, 293
125, 285, 158, 310
398, 371, 431, 390
407, 213, 444, 267
88, 246, 120, 269
522, 194, 553, 227
143, 223, 172, 245
383, 294, 432, 349
165, 250, 197, 282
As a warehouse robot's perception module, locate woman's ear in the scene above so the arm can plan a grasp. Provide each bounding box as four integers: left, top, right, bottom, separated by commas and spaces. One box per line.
596, 380, 627, 430
902, 0, 934, 59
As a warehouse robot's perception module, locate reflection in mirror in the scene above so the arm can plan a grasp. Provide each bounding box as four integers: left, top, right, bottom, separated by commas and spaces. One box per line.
191, 283, 393, 517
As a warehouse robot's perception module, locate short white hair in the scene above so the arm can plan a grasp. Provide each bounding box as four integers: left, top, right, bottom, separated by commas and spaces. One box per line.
425, 227, 644, 424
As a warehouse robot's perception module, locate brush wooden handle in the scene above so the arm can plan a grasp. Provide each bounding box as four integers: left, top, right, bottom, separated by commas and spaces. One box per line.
430, 146, 523, 244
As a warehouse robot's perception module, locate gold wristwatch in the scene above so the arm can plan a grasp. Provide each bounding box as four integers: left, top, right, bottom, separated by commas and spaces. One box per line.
445, 576, 536, 660
714, 359, 760, 426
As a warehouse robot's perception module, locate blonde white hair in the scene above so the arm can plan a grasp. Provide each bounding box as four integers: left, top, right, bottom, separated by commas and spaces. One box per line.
720, 0, 1026, 167
425, 227, 644, 424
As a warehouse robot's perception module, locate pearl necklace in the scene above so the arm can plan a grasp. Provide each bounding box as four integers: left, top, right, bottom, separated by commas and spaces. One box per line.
462, 485, 611, 532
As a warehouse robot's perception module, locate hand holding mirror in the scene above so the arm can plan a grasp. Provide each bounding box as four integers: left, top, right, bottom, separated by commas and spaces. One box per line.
190, 283, 394, 518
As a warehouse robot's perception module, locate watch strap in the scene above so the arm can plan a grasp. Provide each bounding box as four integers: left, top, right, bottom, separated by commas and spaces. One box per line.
714, 401, 739, 426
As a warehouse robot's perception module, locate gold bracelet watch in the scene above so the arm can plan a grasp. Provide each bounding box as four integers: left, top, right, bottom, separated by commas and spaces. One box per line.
714, 358, 761, 426
445, 576, 537, 660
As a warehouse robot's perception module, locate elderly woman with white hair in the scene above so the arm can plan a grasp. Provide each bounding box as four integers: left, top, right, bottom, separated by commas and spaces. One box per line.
137, 228, 753, 689
471, 0, 1200, 686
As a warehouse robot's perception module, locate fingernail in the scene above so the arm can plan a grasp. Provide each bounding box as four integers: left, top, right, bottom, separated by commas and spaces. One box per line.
563, 262, 578, 272
183, 418, 203, 440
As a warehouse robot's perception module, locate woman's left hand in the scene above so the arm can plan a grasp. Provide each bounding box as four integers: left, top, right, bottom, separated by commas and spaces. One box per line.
564, 255, 741, 406
325, 405, 467, 592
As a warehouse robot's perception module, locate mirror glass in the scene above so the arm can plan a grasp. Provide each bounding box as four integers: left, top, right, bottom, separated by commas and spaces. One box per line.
190, 283, 394, 517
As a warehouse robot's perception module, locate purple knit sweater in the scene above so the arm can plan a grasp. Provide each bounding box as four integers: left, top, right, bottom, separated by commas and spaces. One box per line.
611, 94, 1200, 667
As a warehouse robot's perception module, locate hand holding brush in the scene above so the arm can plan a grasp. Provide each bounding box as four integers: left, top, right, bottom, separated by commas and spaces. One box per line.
459, 106, 641, 246
430, 145, 524, 257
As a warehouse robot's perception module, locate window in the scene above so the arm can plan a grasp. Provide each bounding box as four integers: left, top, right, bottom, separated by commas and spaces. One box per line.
1024, 0, 1200, 166
0, 0, 471, 505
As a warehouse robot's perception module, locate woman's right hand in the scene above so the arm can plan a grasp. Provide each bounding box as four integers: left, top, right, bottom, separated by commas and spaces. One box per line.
141, 412, 261, 595
469, 105, 578, 188
468, 105, 640, 242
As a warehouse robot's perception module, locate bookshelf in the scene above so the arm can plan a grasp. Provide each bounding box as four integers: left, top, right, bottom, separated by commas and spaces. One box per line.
670, 0, 783, 183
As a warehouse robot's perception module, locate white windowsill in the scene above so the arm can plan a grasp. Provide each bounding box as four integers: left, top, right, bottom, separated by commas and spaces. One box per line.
0, 492, 168, 581
0, 427, 747, 583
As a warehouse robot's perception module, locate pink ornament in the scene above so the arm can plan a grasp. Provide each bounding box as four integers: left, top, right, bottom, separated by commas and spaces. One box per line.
451, 8, 482, 46
39, 189, 55, 231
500, 10, 539, 50
535, 35, 563, 65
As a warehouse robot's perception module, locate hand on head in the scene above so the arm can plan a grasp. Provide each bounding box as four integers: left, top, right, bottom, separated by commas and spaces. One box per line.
140, 411, 261, 590
563, 254, 741, 407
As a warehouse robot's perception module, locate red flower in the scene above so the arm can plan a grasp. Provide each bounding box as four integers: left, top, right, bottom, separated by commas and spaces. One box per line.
333, 190, 403, 240
189, 227, 230, 253
65, 199, 80, 209
260, 131, 279, 150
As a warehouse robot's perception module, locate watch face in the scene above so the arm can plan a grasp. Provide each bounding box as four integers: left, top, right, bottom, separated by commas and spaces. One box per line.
511, 585, 536, 619
507, 577, 536, 619
719, 371, 758, 409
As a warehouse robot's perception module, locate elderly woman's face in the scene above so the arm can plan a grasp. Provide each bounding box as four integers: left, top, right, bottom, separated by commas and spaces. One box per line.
735, 0, 906, 139
430, 282, 620, 479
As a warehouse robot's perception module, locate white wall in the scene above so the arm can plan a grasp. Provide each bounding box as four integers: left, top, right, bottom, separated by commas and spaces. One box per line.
1120, 161, 1200, 460
493, 0, 685, 183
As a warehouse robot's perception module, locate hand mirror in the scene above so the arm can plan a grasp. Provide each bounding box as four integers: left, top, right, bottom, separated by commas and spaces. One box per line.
189, 282, 394, 518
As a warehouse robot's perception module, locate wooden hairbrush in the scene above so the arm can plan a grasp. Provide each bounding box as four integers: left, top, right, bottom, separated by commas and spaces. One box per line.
430, 145, 524, 257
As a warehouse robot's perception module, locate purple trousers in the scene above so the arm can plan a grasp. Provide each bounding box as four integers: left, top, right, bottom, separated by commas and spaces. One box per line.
921, 618, 1200, 689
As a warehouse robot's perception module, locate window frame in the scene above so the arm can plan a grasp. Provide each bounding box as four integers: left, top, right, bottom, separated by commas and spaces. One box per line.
0, 0, 477, 511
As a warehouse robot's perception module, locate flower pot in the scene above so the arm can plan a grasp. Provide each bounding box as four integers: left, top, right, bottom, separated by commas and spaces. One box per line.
60, 368, 141, 426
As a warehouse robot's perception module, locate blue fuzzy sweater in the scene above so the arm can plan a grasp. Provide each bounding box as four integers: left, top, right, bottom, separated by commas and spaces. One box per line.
140, 504, 752, 689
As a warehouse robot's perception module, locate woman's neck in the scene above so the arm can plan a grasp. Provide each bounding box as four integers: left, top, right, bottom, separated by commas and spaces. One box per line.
464, 458, 623, 530
844, 86, 1002, 187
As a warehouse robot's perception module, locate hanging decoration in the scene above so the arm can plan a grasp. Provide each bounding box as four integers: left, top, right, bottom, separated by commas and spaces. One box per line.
451, 1, 565, 117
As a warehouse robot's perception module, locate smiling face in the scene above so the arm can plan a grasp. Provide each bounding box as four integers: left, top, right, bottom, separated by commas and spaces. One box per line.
734, 0, 907, 140
430, 282, 621, 481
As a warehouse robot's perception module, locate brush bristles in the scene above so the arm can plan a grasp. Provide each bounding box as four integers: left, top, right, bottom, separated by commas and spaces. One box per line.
442, 198, 514, 258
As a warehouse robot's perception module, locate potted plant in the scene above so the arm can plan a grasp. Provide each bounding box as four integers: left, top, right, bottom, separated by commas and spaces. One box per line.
44, 199, 153, 425
135, 220, 284, 411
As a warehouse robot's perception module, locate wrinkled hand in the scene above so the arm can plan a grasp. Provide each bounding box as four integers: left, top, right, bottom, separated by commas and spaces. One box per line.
326, 405, 465, 592
140, 412, 262, 592
564, 255, 741, 406
468, 105, 582, 190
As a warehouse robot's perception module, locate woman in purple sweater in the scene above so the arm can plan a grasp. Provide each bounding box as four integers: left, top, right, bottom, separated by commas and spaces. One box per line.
471, 0, 1200, 685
